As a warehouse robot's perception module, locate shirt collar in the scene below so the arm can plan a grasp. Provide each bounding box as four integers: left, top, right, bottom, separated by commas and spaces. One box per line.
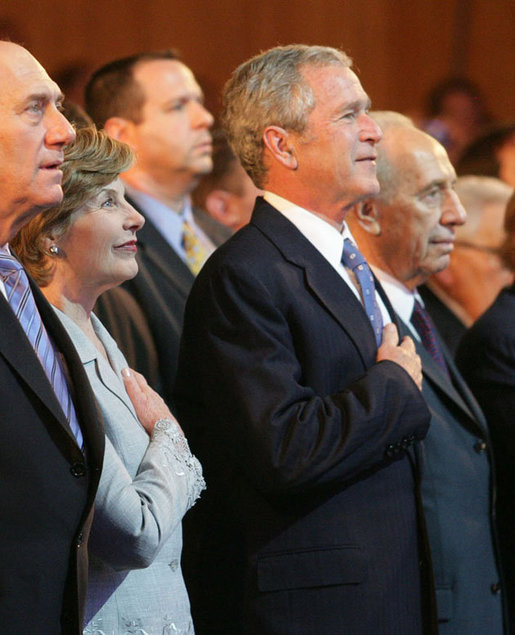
263, 191, 358, 269
371, 266, 421, 326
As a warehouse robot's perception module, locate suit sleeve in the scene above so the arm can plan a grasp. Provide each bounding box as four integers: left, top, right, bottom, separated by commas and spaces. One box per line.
88, 420, 205, 570
175, 260, 430, 497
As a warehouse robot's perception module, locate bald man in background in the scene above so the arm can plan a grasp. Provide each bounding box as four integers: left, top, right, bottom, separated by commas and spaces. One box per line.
348, 111, 505, 633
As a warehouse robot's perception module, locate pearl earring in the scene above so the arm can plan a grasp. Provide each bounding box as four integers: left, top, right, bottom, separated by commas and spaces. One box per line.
49, 244, 60, 256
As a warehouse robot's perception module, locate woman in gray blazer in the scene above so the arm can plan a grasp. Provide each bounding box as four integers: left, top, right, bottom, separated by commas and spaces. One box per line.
13, 126, 205, 635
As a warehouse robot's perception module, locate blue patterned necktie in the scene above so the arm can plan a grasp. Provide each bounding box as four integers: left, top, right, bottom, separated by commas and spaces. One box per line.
0, 253, 84, 448
411, 299, 449, 378
341, 238, 383, 346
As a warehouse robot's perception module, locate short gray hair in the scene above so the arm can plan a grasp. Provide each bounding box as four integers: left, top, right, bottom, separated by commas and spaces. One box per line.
221, 44, 352, 188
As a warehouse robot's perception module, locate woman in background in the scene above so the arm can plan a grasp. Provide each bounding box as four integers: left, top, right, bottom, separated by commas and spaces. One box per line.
13, 126, 205, 635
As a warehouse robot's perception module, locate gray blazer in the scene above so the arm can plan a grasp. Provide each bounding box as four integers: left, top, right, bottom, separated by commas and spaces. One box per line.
54, 309, 205, 635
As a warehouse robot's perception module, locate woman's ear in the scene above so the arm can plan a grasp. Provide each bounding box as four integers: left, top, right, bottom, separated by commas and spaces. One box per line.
262, 126, 298, 170
354, 200, 382, 236
42, 234, 64, 258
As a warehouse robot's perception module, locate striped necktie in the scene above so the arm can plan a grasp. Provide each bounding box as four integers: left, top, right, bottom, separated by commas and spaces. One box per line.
341, 238, 383, 346
411, 299, 449, 378
0, 253, 84, 448
181, 220, 208, 275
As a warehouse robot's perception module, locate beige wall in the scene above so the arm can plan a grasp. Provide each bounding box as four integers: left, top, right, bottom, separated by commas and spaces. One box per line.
1, 0, 513, 120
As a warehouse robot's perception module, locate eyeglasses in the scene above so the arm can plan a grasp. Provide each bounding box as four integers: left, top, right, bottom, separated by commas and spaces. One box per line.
454, 240, 500, 256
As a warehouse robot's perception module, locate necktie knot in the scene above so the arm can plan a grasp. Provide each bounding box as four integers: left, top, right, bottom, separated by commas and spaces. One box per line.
341, 239, 367, 270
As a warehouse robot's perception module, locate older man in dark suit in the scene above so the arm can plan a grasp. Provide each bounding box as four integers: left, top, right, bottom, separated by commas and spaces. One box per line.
0, 41, 104, 633
174, 45, 433, 634
85, 52, 231, 408
347, 111, 505, 633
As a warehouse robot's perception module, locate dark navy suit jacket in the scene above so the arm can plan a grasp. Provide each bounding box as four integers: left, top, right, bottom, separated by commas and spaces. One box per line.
0, 276, 104, 633
456, 283, 515, 631
174, 199, 433, 634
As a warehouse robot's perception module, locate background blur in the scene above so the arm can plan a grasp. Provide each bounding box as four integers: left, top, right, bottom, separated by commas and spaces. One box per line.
1, 0, 513, 121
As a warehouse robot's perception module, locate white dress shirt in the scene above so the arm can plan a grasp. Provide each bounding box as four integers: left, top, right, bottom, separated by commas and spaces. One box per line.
371, 267, 424, 343
264, 191, 392, 327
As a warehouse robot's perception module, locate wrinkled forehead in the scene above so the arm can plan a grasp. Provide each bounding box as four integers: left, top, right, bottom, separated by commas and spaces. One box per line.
0, 43, 61, 103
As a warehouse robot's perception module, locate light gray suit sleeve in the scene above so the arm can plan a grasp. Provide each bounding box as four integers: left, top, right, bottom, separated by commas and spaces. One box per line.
55, 309, 205, 571
90, 420, 205, 570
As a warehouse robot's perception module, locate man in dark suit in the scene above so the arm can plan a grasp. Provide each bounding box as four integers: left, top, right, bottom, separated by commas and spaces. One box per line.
174, 45, 433, 634
85, 52, 230, 407
0, 41, 104, 633
347, 111, 505, 633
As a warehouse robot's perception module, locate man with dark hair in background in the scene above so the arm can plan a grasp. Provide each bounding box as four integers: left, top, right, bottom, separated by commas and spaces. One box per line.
347, 111, 505, 633
86, 51, 227, 407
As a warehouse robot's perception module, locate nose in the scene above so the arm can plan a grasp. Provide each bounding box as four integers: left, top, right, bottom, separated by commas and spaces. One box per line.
190, 101, 214, 129
45, 106, 76, 147
359, 113, 382, 145
124, 202, 145, 232
442, 189, 466, 227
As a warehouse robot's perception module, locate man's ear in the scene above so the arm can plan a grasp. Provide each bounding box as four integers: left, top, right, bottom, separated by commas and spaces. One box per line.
205, 190, 242, 230
262, 126, 298, 170
205, 190, 230, 224
103, 117, 134, 144
354, 200, 382, 235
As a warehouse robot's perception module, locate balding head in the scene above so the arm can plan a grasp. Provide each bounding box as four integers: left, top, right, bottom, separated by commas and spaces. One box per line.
348, 114, 466, 289
0, 41, 75, 243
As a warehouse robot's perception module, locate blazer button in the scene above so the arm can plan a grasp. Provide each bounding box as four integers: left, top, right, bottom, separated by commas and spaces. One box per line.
491, 582, 501, 594
169, 560, 179, 571
385, 444, 396, 458
474, 440, 487, 454
77, 532, 84, 548
70, 462, 86, 477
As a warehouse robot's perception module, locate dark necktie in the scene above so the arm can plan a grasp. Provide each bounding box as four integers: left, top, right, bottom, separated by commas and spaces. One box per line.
411, 299, 449, 377
341, 238, 383, 346
0, 252, 84, 447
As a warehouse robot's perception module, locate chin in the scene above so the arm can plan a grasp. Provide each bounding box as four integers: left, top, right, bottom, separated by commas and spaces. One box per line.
35, 188, 65, 210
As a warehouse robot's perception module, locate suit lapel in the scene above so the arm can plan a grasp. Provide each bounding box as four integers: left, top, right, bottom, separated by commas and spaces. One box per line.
91, 315, 138, 418
33, 282, 105, 460
0, 293, 66, 423
251, 200, 378, 365
397, 317, 486, 435
56, 309, 136, 420
127, 196, 194, 297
